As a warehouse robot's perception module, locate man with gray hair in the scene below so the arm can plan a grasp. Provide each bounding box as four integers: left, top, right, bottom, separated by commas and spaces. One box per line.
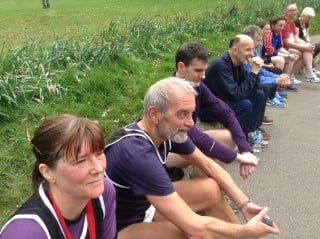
105, 77, 280, 239
294, 6, 320, 76
283, 3, 320, 82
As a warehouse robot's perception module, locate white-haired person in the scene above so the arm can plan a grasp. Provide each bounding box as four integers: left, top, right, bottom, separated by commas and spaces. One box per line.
294, 6, 320, 77
105, 77, 280, 239
282, 3, 320, 83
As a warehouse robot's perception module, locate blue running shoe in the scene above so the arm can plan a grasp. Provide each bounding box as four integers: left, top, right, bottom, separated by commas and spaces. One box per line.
277, 90, 288, 98
275, 92, 286, 102
266, 98, 286, 108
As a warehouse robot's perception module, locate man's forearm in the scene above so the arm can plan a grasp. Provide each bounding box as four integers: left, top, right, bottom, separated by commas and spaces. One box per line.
201, 216, 249, 239
184, 147, 249, 207
205, 157, 249, 207
191, 148, 249, 206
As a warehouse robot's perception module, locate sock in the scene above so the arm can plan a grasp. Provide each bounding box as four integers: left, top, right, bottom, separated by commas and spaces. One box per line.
306, 68, 314, 78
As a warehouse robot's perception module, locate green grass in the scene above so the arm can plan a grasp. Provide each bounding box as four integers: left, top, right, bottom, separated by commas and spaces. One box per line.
1, 0, 320, 227
0, 0, 231, 50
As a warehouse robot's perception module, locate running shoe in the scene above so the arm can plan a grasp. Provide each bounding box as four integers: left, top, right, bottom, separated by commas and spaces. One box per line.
266, 98, 286, 108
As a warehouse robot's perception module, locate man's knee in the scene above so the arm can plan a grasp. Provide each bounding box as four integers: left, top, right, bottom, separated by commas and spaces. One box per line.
256, 89, 265, 99
235, 99, 253, 113
250, 89, 265, 106
196, 178, 223, 203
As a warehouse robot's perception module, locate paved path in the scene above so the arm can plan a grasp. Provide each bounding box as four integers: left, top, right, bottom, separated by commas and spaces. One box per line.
198, 36, 320, 239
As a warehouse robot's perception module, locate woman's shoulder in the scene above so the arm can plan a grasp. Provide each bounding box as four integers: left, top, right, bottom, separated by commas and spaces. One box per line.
0, 217, 48, 239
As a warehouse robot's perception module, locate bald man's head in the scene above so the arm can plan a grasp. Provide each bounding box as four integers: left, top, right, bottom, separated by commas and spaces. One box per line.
229, 34, 254, 49
228, 34, 255, 66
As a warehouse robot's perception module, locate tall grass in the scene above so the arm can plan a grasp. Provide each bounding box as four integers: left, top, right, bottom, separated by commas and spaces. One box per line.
0, 0, 320, 226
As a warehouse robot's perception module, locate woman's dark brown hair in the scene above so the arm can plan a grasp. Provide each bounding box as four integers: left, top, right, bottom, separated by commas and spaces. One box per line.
31, 114, 105, 191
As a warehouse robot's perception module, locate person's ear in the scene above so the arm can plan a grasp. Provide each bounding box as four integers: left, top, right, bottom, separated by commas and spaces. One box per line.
177, 61, 186, 74
39, 163, 56, 183
231, 46, 238, 55
147, 106, 161, 124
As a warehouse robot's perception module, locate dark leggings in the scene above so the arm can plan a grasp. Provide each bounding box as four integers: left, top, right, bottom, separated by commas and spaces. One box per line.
262, 66, 283, 75
259, 84, 277, 100
258, 84, 277, 128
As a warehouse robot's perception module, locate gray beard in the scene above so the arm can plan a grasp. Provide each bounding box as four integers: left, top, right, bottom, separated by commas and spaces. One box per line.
170, 131, 189, 143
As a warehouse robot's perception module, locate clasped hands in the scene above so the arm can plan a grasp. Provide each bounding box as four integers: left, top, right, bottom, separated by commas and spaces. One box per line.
276, 74, 291, 87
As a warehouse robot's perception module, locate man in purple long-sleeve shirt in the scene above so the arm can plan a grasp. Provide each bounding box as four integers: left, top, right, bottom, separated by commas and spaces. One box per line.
166, 42, 259, 179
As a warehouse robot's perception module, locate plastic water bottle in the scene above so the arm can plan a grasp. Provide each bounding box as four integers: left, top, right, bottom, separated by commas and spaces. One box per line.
253, 130, 262, 153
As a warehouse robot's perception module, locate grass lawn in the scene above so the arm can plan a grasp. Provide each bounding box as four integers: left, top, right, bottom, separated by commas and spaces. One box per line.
0, 0, 230, 50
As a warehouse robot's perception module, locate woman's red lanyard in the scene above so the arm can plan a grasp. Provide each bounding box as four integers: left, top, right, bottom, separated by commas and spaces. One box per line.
48, 191, 96, 239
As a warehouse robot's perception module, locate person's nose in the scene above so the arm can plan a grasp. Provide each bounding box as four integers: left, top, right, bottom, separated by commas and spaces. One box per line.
90, 155, 105, 173
185, 114, 194, 128
199, 71, 205, 80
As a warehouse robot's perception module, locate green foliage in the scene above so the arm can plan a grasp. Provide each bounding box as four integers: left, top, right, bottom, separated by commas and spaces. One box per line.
1, 0, 320, 226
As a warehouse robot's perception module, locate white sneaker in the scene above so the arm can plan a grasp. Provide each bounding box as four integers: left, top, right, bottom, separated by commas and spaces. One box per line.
261, 140, 269, 148
290, 74, 302, 84
313, 69, 320, 78
292, 78, 302, 84
305, 75, 320, 83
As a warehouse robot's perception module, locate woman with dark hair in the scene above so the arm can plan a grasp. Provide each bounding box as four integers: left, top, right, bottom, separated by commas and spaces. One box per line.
0, 114, 116, 239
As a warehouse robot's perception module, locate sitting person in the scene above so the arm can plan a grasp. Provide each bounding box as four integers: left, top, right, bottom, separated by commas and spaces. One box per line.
105, 77, 280, 239
0, 114, 117, 239
257, 19, 288, 99
282, 3, 320, 83
242, 25, 291, 108
294, 6, 320, 76
257, 19, 284, 75
167, 41, 259, 179
262, 15, 299, 90
199, 34, 267, 142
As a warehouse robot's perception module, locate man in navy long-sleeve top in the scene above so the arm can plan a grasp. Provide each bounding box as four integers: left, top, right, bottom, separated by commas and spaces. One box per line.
199, 35, 266, 140
166, 41, 259, 179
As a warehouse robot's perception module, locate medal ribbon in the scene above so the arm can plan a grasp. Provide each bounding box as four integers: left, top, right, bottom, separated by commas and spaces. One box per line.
48, 191, 96, 239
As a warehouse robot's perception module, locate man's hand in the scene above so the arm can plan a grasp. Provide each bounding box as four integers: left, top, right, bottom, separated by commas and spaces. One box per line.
236, 152, 260, 165
276, 74, 291, 87
250, 56, 263, 74
288, 52, 299, 61
302, 42, 316, 52
240, 164, 256, 179
236, 152, 260, 179
244, 207, 281, 237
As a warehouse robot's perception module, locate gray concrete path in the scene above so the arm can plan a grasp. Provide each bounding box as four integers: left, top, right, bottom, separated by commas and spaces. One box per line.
198, 35, 320, 239
230, 77, 320, 239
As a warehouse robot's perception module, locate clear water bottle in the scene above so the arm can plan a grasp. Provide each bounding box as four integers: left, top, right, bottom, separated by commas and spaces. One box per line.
253, 130, 262, 153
